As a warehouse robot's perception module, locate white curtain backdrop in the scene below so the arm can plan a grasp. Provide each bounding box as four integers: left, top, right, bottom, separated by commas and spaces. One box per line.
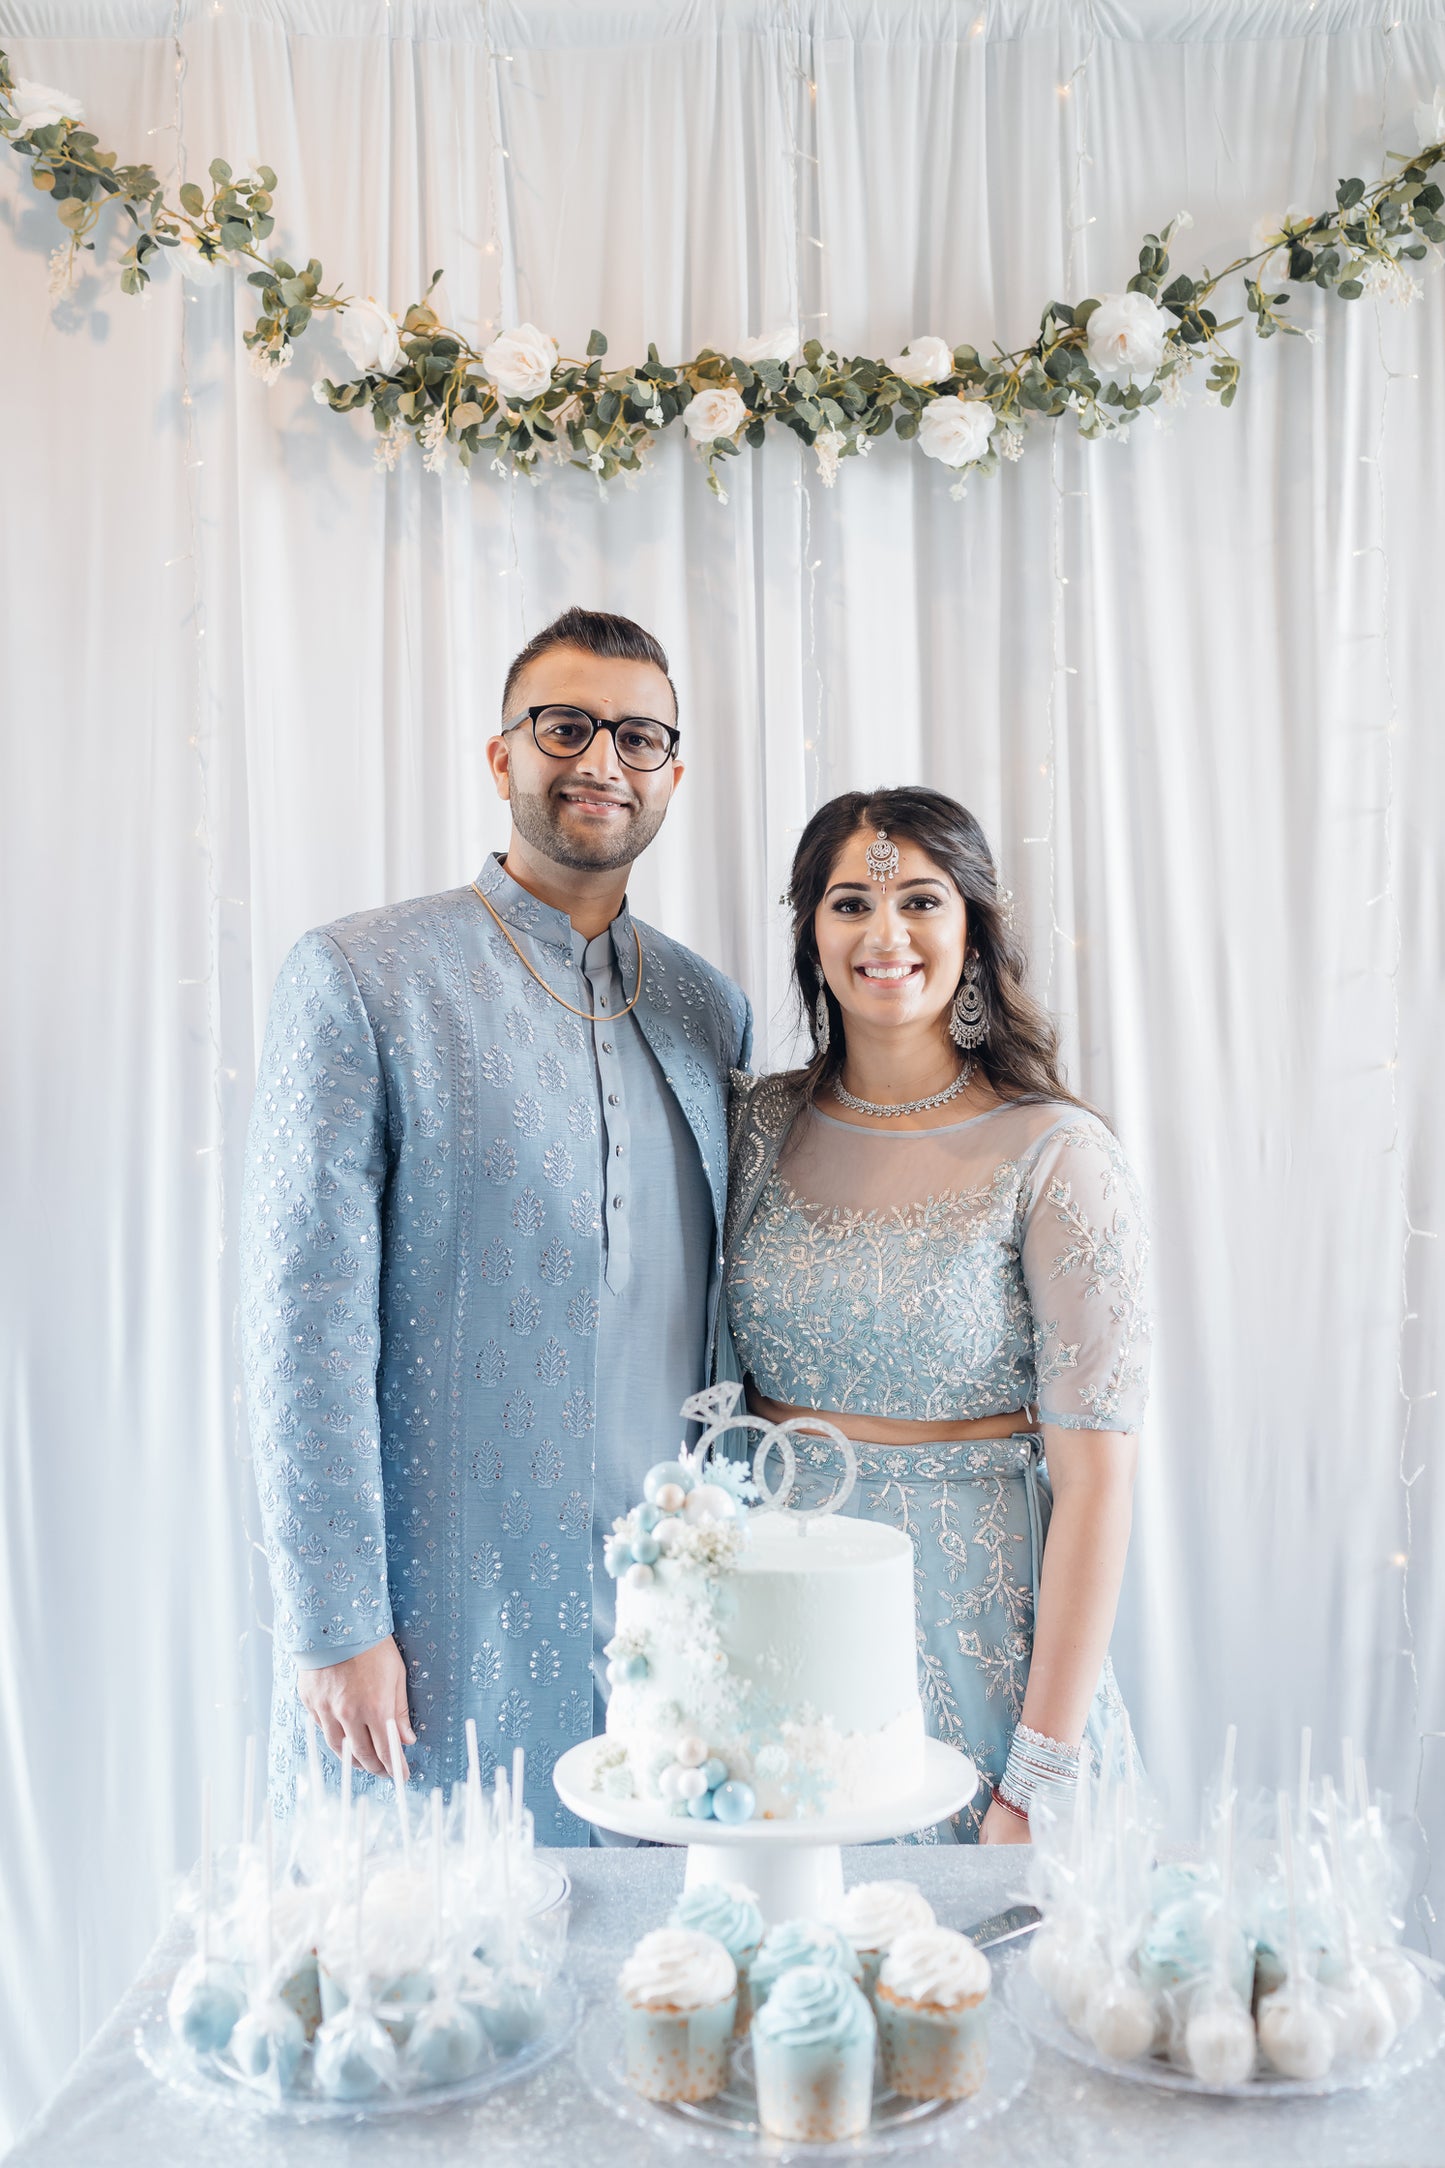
3, 0, 1444, 2140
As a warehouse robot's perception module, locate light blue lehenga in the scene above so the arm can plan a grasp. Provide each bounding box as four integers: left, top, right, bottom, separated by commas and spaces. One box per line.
720, 1074, 1151, 1841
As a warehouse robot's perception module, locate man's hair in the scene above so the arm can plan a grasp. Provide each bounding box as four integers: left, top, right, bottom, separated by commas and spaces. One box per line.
500, 607, 678, 723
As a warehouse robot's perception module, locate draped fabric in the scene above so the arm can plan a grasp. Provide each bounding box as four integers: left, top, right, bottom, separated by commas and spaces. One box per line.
2, 0, 1444, 2140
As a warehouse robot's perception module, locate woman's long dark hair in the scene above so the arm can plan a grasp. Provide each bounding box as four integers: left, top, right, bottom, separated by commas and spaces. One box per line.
786, 786, 1092, 1114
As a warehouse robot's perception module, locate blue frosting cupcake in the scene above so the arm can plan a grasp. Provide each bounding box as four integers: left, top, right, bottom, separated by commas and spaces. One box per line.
670, 1883, 765, 2033
749, 1919, 863, 2015
752, 1963, 877, 2141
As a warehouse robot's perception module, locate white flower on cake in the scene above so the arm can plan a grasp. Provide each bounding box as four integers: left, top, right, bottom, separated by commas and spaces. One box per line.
682, 386, 748, 442
480, 323, 559, 400
337, 296, 404, 376
6, 77, 85, 130
917, 395, 996, 470
886, 334, 956, 386
1085, 292, 1173, 381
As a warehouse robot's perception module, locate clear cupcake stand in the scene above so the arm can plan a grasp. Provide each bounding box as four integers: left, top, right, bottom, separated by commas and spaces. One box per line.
554, 1736, 979, 1922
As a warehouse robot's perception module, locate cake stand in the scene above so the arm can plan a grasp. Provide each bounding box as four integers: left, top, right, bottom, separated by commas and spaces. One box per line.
554, 1737, 977, 1921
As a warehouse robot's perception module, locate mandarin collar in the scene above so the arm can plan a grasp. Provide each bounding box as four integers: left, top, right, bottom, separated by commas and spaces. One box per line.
473, 853, 635, 955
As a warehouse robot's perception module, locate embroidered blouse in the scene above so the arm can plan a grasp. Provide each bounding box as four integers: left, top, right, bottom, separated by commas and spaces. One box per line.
724, 1090, 1151, 1433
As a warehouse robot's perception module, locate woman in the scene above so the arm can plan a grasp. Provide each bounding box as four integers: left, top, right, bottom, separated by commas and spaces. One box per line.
720, 788, 1150, 1843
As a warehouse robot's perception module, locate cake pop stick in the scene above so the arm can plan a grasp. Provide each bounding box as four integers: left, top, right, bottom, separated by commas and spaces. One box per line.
386, 1718, 413, 1870
431, 1788, 446, 1957
1297, 1728, 1312, 1843
201, 1776, 213, 1966
334, 1737, 353, 1900
511, 1748, 525, 1841
465, 1719, 482, 1863
306, 1717, 324, 1813
1220, 1724, 1236, 1809
1342, 1737, 1356, 1820
241, 1735, 257, 1856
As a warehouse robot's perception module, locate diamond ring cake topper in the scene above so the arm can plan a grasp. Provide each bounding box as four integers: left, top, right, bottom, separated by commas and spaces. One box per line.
679, 1382, 857, 1526
865, 828, 900, 887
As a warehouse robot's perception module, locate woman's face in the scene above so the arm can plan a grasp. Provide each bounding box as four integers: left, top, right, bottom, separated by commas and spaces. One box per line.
814, 828, 968, 1040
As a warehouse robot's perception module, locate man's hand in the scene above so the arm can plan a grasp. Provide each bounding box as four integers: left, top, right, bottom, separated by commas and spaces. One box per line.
296, 1637, 416, 1778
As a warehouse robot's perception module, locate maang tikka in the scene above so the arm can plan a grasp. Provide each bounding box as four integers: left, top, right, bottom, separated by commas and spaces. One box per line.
865, 829, 900, 887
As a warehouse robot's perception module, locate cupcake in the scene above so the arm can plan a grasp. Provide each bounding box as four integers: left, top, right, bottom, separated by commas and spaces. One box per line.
749, 1918, 862, 2014
618, 1928, 738, 2103
875, 1926, 991, 2101
669, 1882, 765, 2033
751, 1963, 877, 2142
834, 1880, 936, 1999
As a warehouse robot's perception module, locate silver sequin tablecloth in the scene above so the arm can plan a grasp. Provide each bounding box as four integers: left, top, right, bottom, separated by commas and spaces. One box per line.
10, 1846, 1445, 2167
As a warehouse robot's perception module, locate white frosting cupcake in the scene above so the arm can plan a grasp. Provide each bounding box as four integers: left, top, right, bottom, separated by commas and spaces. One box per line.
879, 1926, 989, 2010
835, 1882, 936, 1987
619, 1927, 737, 2011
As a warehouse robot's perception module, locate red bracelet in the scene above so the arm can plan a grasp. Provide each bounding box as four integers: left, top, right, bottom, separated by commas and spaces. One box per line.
990, 1784, 1030, 1824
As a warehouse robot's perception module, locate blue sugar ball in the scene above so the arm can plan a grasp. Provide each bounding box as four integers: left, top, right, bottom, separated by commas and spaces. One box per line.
702, 1758, 729, 1790
630, 1532, 660, 1566
634, 1502, 661, 1534
711, 1781, 757, 1826
603, 1538, 633, 1578
619, 1652, 650, 1683
687, 1788, 717, 1820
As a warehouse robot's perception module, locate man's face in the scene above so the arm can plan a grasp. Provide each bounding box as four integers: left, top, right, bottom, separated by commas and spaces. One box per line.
487, 646, 684, 873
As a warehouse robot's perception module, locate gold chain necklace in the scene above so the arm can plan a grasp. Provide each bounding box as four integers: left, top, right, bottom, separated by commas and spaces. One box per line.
470, 881, 645, 1024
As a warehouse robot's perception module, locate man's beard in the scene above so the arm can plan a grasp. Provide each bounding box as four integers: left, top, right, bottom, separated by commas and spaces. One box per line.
508, 777, 667, 872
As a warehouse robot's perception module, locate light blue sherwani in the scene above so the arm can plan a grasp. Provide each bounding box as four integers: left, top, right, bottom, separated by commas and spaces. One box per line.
241, 856, 751, 1840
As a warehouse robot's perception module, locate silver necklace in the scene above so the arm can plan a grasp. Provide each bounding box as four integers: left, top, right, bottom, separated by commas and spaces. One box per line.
833, 1059, 973, 1119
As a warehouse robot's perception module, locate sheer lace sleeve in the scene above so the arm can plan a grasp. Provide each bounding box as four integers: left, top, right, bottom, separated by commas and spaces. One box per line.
1018, 1113, 1151, 1434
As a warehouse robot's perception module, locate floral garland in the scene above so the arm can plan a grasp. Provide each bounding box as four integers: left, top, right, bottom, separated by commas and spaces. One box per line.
3, 52, 1443, 499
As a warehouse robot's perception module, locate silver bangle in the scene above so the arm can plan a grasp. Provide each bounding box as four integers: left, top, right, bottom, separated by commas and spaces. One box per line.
1001, 1723, 1082, 1813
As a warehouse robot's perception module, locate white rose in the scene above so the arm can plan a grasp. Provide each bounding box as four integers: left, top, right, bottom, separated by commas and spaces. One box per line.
1085, 291, 1173, 381
7, 77, 85, 130
175, 231, 226, 285
682, 385, 747, 442
886, 334, 955, 386
480, 322, 559, 400
1416, 88, 1445, 150
336, 296, 404, 376
734, 326, 799, 365
916, 395, 996, 470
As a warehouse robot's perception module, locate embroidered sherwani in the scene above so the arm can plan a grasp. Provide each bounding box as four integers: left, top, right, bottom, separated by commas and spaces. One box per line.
241, 857, 750, 1840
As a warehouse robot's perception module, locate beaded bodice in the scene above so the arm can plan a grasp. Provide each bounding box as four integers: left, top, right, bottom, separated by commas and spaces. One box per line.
725, 1093, 1150, 1432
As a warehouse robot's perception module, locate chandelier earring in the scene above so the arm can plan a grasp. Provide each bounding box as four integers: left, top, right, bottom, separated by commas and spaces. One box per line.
949, 954, 988, 1051
814, 984, 832, 1054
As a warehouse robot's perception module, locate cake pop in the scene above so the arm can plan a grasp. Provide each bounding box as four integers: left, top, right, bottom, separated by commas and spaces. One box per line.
1182, 1791, 1256, 2086
1319, 1777, 1397, 2064
168, 1779, 246, 2055
313, 1804, 401, 2101
228, 1818, 306, 2091
1257, 1792, 1336, 2081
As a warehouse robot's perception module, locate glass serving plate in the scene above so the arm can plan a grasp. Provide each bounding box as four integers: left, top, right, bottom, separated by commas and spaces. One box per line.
575, 1996, 1034, 2160
1005, 1960, 1445, 2101
134, 1973, 580, 2122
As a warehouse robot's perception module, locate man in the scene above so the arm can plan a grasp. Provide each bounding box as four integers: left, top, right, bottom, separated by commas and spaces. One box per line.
241, 608, 751, 1839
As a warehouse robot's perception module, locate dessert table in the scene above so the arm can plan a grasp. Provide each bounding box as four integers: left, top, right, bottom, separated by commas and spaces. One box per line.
9, 1845, 1445, 2168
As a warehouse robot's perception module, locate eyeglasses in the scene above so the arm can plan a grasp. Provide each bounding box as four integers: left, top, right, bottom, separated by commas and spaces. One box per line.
504, 704, 681, 773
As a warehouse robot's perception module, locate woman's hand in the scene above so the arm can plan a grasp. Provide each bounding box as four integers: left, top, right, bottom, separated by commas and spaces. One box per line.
979, 1797, 1031, 1845
296, 1637, 415, 1777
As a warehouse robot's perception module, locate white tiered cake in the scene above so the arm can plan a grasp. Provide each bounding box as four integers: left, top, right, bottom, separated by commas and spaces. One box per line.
586, 1387, 925, 1823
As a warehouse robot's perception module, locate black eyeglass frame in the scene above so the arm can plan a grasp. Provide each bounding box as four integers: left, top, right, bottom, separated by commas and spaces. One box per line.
503, 704, 682, 772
